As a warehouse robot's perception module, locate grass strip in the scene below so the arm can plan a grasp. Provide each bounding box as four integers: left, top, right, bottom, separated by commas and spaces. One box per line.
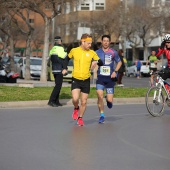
0, 86, 148, 102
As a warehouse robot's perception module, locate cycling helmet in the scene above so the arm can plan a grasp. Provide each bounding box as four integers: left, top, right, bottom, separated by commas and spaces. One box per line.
163, 34, 170, 41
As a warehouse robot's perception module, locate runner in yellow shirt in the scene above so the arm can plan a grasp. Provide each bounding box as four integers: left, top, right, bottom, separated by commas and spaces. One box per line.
64, 33, 103, 126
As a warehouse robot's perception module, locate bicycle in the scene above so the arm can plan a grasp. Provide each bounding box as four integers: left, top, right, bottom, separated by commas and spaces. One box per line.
145, 69, 170, 117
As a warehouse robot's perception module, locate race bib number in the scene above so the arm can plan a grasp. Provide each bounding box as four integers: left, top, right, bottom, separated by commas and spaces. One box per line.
150, 63, 156, 68
100, 66, 110, 76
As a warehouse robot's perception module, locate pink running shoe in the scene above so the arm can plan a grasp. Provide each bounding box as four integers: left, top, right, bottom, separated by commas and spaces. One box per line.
77, 117, 84, 126
72, 107, 79, 120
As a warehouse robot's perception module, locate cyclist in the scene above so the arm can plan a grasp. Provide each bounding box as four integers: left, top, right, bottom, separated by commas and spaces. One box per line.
146, 50, 161, 87
156, 34, 170, 80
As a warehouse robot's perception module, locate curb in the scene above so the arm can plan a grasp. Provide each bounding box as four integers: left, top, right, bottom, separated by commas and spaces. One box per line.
0, 98, 145, 108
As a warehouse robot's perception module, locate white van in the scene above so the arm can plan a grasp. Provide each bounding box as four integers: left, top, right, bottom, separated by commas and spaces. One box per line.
17, 57, 42, 80
140, 61, 150, 76
126, 61, 150, 77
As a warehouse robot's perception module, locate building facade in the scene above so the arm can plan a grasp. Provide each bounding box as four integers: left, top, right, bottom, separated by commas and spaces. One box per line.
120, 0, 170, 61
54, 0, 119, 46
12, 0, 119, 56
7, 0, 170, 60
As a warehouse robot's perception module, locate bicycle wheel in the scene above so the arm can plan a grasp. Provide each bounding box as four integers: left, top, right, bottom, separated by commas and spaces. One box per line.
145, 86, 165, 117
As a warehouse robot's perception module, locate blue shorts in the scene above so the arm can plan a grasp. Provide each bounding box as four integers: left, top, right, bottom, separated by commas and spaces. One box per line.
137, 67, 141, 72
96, 78, 115, 94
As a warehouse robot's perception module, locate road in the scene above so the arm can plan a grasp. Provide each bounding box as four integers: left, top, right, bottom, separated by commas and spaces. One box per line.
90, 76, 150, 88
1, 104, 170, 170
115, 76, 150, 88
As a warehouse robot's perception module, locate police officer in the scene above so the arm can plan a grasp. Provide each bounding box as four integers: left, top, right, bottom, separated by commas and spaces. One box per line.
48, 36, 67, 107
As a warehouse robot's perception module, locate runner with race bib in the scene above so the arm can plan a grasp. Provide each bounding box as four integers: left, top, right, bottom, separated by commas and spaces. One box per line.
96, 35, 122, 123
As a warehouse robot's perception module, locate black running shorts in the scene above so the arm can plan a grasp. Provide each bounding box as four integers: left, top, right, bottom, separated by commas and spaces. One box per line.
71, 77, 90, 94
149, 67, 157, 72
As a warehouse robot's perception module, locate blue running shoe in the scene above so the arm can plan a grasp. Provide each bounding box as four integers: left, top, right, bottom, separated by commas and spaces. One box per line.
105, 95, 113, 109
98, 116, 105, 123
106, 100, 113, 109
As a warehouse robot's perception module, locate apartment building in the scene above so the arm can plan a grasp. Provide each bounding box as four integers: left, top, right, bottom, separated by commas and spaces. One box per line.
54, 0, 119, 46
55, 0, 170, 60
12, 0, 120, 56
119, 0, 170, 61
13, 0, 170, 59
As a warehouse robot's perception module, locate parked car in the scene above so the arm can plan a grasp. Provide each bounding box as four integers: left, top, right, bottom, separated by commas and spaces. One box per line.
17, 57, 42, 80
14, 56, 21, 63
126, 62, 137, 77
2, 56, 21, 63
1, 56, 21, 74
47, 59, 73, 83
126, 61, 150, 77
1, 56, 9, 64
140, 62, 150, 76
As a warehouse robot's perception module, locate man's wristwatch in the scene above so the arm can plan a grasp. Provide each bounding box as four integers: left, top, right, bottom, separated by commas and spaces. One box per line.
114, 70, 118, 73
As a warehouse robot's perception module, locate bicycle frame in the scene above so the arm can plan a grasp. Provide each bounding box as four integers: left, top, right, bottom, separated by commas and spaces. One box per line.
145, 70, 170, 117
155, 75, 170, 100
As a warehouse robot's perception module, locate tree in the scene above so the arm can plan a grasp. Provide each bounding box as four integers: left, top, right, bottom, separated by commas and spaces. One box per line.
31, 26, 44, 57
20, 0, 64, 81
11, 9, 35, 79
123, 5, 162, 60
136, 7, 161, 60
0, 7, 20, 72
89, 1, 122, 44
1, 0, 64, 81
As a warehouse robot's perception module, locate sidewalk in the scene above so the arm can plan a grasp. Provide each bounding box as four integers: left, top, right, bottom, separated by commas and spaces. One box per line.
0, 79, 56, 88
0, 79, 96, 87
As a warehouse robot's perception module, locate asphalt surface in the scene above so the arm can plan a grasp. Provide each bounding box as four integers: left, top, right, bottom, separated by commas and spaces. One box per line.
1, 78, 170, 170
1, 104, 170, 170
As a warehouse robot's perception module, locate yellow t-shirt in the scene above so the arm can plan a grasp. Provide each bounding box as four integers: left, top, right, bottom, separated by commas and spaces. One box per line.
68, 47, 99, 80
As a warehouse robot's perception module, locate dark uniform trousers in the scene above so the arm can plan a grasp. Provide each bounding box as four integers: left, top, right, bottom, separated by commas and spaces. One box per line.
49, 74, 63, 104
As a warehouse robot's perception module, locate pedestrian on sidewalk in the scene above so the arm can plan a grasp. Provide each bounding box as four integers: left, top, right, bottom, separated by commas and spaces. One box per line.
48, 36, 67, 107
95, 35, 122, 123
117, 49, 126, 87
135, 59, 142, 79
64, 33, 103, 126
